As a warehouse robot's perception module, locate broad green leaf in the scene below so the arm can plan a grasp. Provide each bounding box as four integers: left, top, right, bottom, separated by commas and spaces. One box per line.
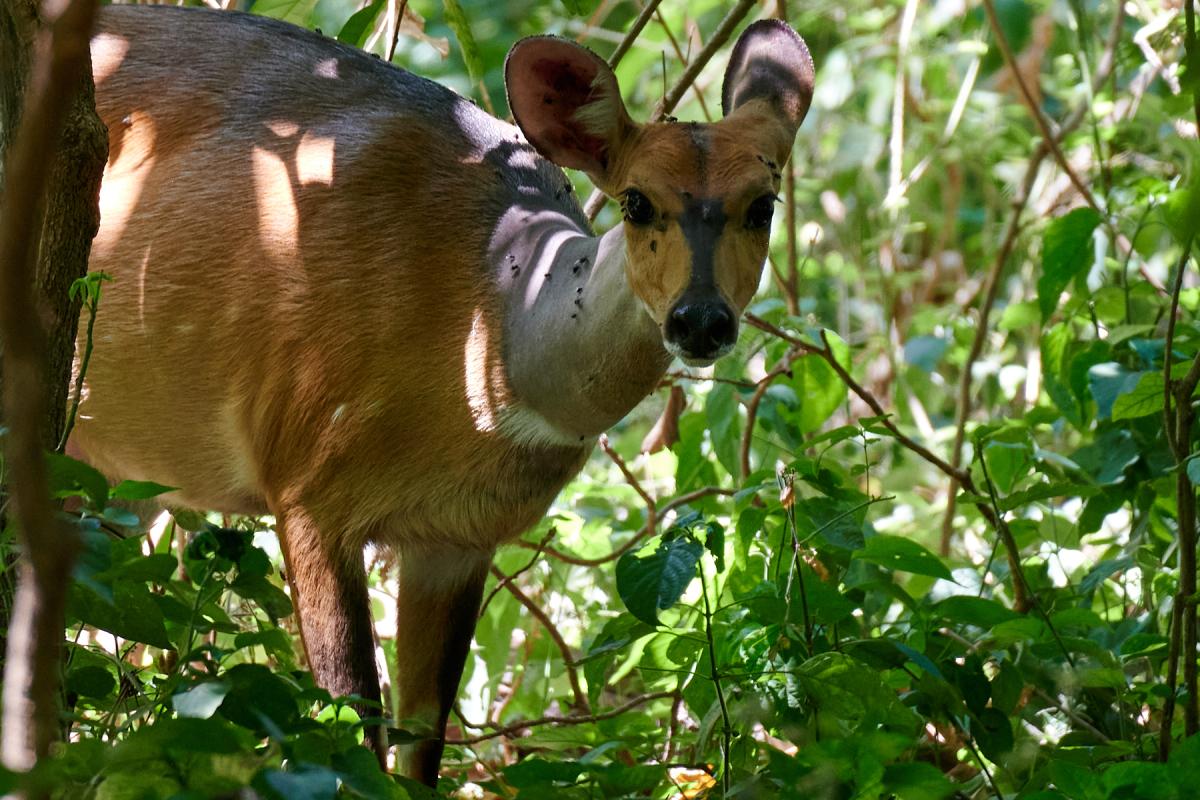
972, 707, 1014, 760
442, 0, 482, 81
1111, 370, 1165, 420
66, 665, 116, 699
1042, 323, 1083, 427
883, 762, 955, 800
1188, 456, 1200, 485
933, 596, 1018, 628
983, 440, 1031, 494
173, 681, 231, 719
793, 351, 848, 433
856, 535, 952, 580
1038, 207, 1101, 321
254, 766, 340, 800
616, 536, 702, 626
45, 452, 108, 509
337, 0, 384, 45
110, 479, 176, 501
251, 0, 318, 26
1088, 362, 1144, 420
705, 382, 741, 477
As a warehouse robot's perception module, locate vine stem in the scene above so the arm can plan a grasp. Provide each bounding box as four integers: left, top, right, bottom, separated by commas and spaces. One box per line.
698, 558, 732, 795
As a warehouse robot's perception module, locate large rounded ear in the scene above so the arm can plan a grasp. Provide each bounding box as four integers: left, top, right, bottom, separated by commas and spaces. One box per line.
505, 36, 635, 183
721, 20, 815, 142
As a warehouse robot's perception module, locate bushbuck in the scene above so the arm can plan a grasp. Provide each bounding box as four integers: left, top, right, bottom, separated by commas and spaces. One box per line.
79, 5, 814, 785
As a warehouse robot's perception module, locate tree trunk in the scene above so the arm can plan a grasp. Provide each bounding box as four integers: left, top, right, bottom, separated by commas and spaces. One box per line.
0, 0, 107, 774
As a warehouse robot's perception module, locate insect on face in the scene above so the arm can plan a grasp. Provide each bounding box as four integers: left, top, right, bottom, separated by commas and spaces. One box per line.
506, 20, 815, 365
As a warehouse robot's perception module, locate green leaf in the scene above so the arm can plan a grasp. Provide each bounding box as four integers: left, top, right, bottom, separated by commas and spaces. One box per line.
66, 665, 116, 699
110, 480, 177, 501
972, 707, 1014, 760
173, 681, 231, 720
933, 596, 1018, 628
254, 765, 340, 800
251, 0, 318, 26
883, 762, 955, 800
789, 335, 848, 432
45, 452, 108, 509
982, 440, 1031, 494
69, 580, 171, 649
615, 536, 703, 626
1187, 456, 1200, 485
1038, 207, 1101, 321
1088, 362, 1144, 420
856, 535, 952, 580
706, 382, 741, 477
442, 0, 482, 81
337, 0, 384, 45
1111, 370, 1165, 420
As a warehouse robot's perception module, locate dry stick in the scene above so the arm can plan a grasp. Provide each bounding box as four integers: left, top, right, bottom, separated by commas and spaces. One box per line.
585, 0, 758, 221
449, 690, 675, 745
525, 486, 736, 567
490, 565, 591, 715
0, 0, 96, 775
654, 8, 713, 121
599, 433, 657, 533
385, 0, 409, 63
980, 0, 1107, 220
938, 5, 1125, 556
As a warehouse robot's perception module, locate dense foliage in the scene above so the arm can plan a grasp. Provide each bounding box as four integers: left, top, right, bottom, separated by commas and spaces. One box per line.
2, 0, 1200, 797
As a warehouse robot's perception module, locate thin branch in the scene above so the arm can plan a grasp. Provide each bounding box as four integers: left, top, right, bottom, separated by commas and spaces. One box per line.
490, 565, 590, 714
385, 0, 408, 63
479, 528, 556, 617
605, 0, 664, 69
449, 690, 675, 745
980, 0, 1106, 219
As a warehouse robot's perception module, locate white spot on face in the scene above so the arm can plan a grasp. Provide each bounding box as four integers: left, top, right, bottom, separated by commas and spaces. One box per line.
331, 403, 348, 423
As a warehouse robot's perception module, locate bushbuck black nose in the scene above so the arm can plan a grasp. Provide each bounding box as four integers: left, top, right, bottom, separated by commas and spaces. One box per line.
666, 300, 737, 361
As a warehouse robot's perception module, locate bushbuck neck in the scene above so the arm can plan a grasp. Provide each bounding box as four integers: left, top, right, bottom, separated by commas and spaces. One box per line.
80, 5, 815, 787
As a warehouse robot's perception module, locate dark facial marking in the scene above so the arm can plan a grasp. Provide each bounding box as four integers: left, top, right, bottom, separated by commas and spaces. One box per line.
677, 197, 727, 294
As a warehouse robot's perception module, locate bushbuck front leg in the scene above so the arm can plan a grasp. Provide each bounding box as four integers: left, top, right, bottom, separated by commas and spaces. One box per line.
392, 545, 491, 786
275, 509, 386, 760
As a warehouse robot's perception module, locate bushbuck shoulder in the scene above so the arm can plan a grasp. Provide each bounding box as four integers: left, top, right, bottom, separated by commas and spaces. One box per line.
78, 5, 814, 785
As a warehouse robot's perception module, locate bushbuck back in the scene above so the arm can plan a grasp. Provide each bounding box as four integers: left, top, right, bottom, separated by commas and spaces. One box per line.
79, 5, 814, 785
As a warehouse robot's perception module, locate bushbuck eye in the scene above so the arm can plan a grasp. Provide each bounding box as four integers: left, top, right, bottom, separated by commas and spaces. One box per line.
622, 189, 655, 226
746, 195, 777, 229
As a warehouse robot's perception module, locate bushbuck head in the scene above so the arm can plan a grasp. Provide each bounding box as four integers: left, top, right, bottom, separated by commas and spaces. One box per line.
506, 20, 814, 365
